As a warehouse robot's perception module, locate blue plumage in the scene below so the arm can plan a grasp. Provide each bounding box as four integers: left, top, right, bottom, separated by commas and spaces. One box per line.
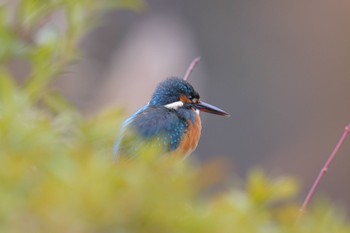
149, 77, 198, 106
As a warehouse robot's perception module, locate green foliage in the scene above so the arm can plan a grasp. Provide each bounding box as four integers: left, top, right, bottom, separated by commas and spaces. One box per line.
1, 1, 350, 232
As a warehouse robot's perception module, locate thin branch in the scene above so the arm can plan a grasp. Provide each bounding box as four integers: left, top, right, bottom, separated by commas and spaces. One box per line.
298, 123, 350, 218
183, 57, 201, 81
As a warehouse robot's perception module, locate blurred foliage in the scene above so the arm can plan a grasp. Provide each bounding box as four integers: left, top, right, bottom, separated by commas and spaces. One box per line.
0, 0, 350, 232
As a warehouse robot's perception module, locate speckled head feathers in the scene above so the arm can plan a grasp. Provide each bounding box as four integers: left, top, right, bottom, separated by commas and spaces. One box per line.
149, 77, 199, 106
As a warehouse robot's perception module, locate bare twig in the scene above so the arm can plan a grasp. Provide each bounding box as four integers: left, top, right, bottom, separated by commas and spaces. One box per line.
183, 57, 201, 81
298, 123, 350, 218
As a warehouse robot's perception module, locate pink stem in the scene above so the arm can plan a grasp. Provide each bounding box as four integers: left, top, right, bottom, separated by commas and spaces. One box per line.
299, 123, 350, 215
183, 57, 201, 81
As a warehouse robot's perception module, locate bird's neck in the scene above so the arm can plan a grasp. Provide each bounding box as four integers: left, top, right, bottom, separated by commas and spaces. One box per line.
150, 95, 178, 106
176, 108, 199, 125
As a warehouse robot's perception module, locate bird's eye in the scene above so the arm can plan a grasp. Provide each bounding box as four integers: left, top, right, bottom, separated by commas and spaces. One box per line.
192, 98, 199, 103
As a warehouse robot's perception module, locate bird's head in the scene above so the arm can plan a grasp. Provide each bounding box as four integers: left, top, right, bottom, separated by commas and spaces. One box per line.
149, 77, 230, 116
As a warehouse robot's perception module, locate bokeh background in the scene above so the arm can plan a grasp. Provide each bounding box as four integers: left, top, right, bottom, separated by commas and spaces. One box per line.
19, 1, 350, 208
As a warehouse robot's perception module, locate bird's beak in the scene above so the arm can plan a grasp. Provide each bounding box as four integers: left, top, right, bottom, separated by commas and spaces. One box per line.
195, 101, 230, 117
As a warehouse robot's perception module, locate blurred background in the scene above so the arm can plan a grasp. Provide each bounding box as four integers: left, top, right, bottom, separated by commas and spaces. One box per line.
11, 1, 350, 208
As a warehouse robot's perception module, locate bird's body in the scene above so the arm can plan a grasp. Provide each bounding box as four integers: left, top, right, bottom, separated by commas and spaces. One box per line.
115, 77, 229, 159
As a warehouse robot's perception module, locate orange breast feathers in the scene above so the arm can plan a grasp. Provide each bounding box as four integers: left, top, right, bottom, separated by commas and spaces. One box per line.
177, 112, 202, 157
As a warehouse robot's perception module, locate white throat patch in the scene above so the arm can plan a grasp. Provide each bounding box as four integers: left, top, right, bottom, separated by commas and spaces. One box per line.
164, 101, 183, 110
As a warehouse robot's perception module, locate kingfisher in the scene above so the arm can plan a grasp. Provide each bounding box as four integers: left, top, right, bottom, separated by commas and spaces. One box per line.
114, 76, 230, 159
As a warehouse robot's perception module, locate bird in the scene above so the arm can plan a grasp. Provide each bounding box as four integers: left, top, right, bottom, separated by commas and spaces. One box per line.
114, 76, 230, 159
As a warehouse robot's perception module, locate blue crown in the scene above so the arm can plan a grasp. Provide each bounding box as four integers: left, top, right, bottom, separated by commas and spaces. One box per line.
149, 77, 199, 106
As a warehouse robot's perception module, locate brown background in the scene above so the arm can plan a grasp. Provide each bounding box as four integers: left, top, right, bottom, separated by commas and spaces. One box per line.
57, 1, 350, 209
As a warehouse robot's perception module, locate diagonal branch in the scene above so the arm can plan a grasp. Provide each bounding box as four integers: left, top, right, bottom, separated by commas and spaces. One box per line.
183, 57, 201, 81
298, 123, 350, 218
